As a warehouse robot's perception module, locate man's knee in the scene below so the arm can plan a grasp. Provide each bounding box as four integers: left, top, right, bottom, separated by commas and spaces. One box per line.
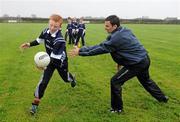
111, 77, 116, 84
111, 77, 118, 86
110, 77, 124, 87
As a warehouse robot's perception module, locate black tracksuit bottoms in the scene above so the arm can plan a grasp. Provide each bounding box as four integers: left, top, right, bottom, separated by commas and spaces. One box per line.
75, 32, 85, 46
34, 59, 74, 99
110, 55, 167, 110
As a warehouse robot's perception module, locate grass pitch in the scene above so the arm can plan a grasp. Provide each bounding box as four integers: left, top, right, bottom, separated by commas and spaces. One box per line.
0, 23, 179, 122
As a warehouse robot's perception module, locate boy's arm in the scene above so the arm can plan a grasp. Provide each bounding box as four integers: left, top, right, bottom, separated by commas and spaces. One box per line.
20, 29, 45, 49
20, 39, 40, 49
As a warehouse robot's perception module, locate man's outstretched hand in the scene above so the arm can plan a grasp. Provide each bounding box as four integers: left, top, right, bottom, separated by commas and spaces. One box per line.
68, 46, 80, 57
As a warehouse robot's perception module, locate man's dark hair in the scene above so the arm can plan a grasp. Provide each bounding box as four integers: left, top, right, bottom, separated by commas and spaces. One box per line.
105, 15, 120, 27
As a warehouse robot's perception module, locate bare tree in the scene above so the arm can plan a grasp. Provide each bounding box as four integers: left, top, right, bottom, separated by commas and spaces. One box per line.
3, 14, 9, 18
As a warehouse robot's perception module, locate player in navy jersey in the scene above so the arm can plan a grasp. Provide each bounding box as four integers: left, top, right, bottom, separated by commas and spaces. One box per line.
65, 17, 73, 44
75, 17, 86, 46
71, 17, 79, 44
20, 14, 76, 115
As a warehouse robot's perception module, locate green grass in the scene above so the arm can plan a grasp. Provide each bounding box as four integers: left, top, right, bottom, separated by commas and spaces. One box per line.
0, 23, 180, 122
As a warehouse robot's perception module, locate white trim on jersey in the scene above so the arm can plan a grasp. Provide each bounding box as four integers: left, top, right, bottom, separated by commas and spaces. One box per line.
47, 29, 59, 38
53, 38, 66, 45
50, 52, 62, 60
36, 38, 44, 43
45, 44, 53, 50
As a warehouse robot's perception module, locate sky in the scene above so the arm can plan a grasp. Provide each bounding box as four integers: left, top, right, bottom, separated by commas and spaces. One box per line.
0, 0, 179, 19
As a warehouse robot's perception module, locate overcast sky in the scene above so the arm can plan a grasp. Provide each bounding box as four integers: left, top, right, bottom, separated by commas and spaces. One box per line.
0, 0, 179, 19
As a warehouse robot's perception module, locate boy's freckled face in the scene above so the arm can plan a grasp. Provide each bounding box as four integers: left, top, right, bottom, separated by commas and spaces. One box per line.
49, 20, 60, 34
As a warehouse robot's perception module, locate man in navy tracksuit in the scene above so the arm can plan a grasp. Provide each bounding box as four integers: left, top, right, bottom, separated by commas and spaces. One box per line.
75, 17, 86, 46
69, 15, 168, 113
20, 14, 76, 115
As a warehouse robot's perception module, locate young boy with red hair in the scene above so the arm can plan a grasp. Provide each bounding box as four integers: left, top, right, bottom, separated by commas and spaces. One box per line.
20, 14, 76, 115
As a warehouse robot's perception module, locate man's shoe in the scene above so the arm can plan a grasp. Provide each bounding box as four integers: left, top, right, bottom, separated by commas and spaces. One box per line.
109, 108, 123, 114
109, 108, 116, 113
116, 109, 123, 114
30, 104, 38, 115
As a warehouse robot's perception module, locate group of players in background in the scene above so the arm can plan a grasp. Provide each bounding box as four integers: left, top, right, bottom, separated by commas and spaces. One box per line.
65, 17, 86, 47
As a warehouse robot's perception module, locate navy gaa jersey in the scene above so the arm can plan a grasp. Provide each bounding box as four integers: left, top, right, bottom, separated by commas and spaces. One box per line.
30, 28, 67, 62
66, 23, 73, 30
66, 23, 73, 33
77, 23, 85, 33
72, 21, 78, 29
